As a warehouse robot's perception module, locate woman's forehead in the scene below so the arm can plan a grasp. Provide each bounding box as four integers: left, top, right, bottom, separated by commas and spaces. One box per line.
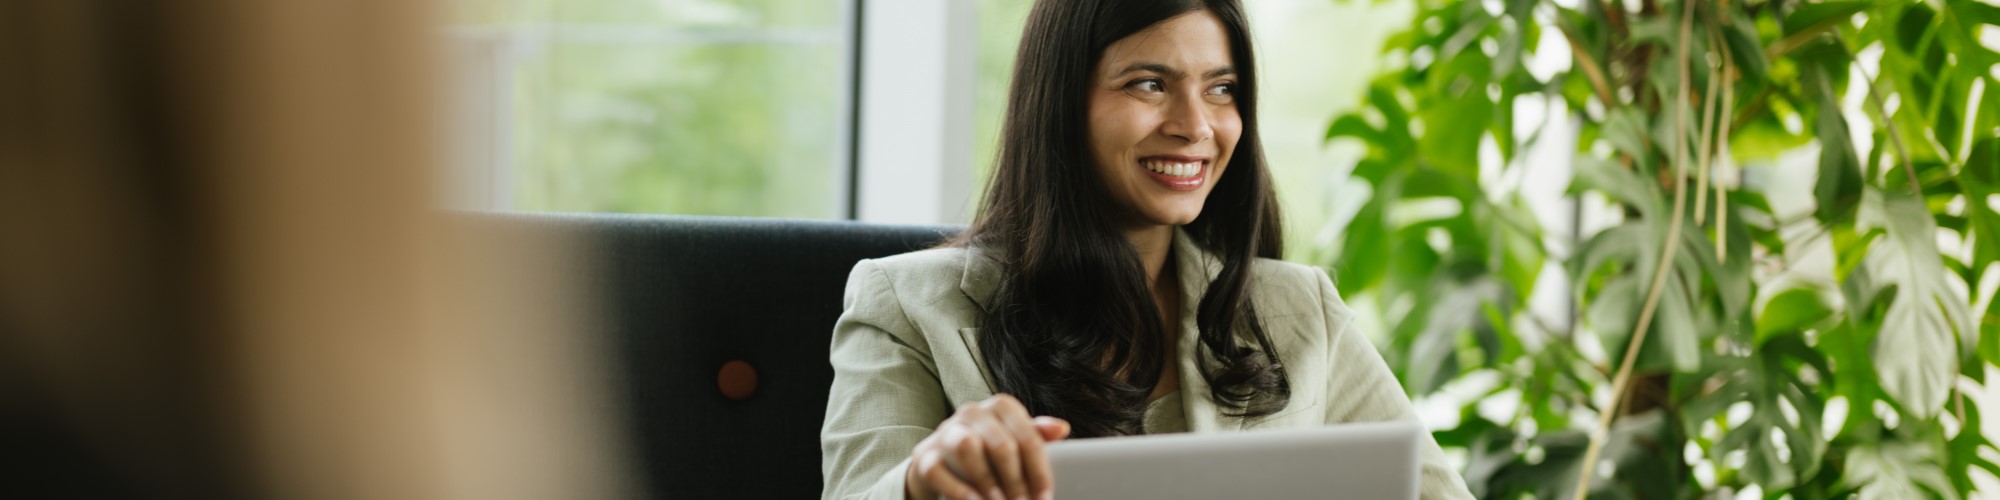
1098, 11, 1234, 77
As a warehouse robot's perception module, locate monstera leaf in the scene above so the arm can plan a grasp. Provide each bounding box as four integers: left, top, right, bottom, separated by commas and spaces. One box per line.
1844, 438, 1958, 500
1683, 335, 1830, 491
1859, 189, 1976, 419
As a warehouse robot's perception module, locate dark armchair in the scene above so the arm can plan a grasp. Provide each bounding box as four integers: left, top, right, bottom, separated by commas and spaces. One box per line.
495, 213, 959, 498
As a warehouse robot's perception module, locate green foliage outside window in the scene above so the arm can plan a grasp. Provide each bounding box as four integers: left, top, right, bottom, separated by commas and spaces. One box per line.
459, 0, 849, 218
1326, 0, 2000, 497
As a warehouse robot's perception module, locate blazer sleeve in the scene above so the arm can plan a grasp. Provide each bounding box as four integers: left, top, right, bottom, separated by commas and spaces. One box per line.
820, 260, 950, 500
1312, 267, 1475, 500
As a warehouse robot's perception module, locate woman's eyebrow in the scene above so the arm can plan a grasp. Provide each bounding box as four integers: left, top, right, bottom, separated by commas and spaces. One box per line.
1111, 62, 1236, 80
1114, 62, 1184, 79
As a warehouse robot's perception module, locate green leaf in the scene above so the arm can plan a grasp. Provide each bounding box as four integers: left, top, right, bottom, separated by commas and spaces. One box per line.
1675, 217, 1750, 321
1702, 335, 1830, 490
1966, 136, 1999, 187
1822, 320, 1888, 438
1783, 1, 1869, 34
1961, 138, 2000, 282
1844, 439, 1959, 500
1334, 194, 1391, 296
1366, 83, 1411, 142
1454, 417, 1515, 498
1657, 272, 1701, 373
1953, 0, 2000, 26
1324, 114, 1384, 145
1570, 222, 1646, 286
1569, 157, 1663, 217
1947, 401, 2000, 495
1730, 110, 1816, 161
1861, 188, 1976, 419
1757, 287, 1836, 344
1416, 52, 1496, 178
1397, 278, 1505, 395
1810, 65, 1864, 225
1984, 288, 2000, 366
1836, 226, 1885, 282
1589, 271, 1699, 373
1722, 10, 1769, 83
1484, 196, 1545, 298
1627, 16, 1675, 45
1602, 107, 1654, 168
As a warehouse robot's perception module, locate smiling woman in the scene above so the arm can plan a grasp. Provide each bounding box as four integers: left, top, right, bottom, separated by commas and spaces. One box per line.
817, 0, 1475, 499
1088, 12, 1242, 224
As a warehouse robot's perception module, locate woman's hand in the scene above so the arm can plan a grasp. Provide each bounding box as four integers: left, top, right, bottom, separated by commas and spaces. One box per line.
905, 394, 1071, 500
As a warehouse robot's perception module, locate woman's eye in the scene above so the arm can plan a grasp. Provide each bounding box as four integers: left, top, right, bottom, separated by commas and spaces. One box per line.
1208, 83, 1235, 96
1126, 78, 1164, 93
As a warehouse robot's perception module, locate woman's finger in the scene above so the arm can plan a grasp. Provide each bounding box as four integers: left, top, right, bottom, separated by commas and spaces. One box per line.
989, 405, 1047, 498
976, 421, 1027, 500
945, 429, 1003, 500
918, 449, 982, 500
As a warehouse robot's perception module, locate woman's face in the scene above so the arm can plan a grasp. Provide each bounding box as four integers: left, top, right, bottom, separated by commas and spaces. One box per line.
1087, 9, 1242, 229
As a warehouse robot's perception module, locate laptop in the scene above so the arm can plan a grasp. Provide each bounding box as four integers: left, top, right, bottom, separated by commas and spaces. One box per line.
1046, 421, 1423, 499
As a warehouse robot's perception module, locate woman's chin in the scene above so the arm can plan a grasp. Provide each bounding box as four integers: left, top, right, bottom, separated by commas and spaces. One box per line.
1138, 206, 1204, 227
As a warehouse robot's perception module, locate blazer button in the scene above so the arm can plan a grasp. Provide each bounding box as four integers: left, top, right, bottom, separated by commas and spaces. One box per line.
717, 360, 758, 401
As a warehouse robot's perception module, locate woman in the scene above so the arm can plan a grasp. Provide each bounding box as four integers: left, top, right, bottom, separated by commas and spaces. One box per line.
821, 0, 1473, 498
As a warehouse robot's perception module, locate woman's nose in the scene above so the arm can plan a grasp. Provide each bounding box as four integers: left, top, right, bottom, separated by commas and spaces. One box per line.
1160, 96, 1214, 145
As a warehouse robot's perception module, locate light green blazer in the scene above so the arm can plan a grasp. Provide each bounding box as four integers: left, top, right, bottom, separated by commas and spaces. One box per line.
821, 229, 1474, 499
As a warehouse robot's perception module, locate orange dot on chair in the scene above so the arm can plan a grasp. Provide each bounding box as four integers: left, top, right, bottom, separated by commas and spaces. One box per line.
717, 360, 758, 401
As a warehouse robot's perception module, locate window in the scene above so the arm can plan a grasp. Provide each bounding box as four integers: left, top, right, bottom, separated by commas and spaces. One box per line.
445, 0, 1412, 233
445, 0, 855, 218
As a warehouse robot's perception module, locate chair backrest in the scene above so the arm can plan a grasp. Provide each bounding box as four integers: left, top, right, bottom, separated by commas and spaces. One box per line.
483, 212, 959, 498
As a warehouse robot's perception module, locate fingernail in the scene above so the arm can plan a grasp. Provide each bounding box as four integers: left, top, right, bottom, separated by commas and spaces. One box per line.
988, 488, 1004, 500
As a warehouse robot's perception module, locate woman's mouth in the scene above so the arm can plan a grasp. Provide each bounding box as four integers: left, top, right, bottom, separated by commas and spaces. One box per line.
1139, 157, 1207, 191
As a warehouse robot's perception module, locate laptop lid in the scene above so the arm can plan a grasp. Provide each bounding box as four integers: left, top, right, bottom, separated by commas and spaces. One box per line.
1046, 421, 1423, 499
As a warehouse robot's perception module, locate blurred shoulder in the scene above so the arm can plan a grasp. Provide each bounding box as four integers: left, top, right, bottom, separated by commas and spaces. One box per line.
1247, 258, 1346, 319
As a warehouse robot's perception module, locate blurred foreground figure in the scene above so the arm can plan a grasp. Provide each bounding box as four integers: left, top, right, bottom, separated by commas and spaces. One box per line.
0, 2, 634, 499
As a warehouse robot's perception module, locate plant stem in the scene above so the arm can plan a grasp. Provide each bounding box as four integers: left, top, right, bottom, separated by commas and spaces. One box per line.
1694, 26, 1722, 226
1563, 22, 1618, 110
1571, 1, 1700, 497
1956, 388, 1966, 429
1764, 18, 1842, 60
1596, 0, 1628, 34
1716, 40, 1736, 263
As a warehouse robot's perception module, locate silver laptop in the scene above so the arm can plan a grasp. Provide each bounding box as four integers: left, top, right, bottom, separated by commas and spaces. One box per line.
1046, 421, 1423, 499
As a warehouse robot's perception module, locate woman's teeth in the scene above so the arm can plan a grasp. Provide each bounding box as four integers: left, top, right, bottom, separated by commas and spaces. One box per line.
1143, 160, 1201, 178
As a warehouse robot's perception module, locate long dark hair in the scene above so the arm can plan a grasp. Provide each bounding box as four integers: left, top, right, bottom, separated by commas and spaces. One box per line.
954, 0, 1289, 437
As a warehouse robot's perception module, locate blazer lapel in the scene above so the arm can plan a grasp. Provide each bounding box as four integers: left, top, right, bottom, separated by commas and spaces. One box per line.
949, 249, 1002, 400
959, 246, 1000, 312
